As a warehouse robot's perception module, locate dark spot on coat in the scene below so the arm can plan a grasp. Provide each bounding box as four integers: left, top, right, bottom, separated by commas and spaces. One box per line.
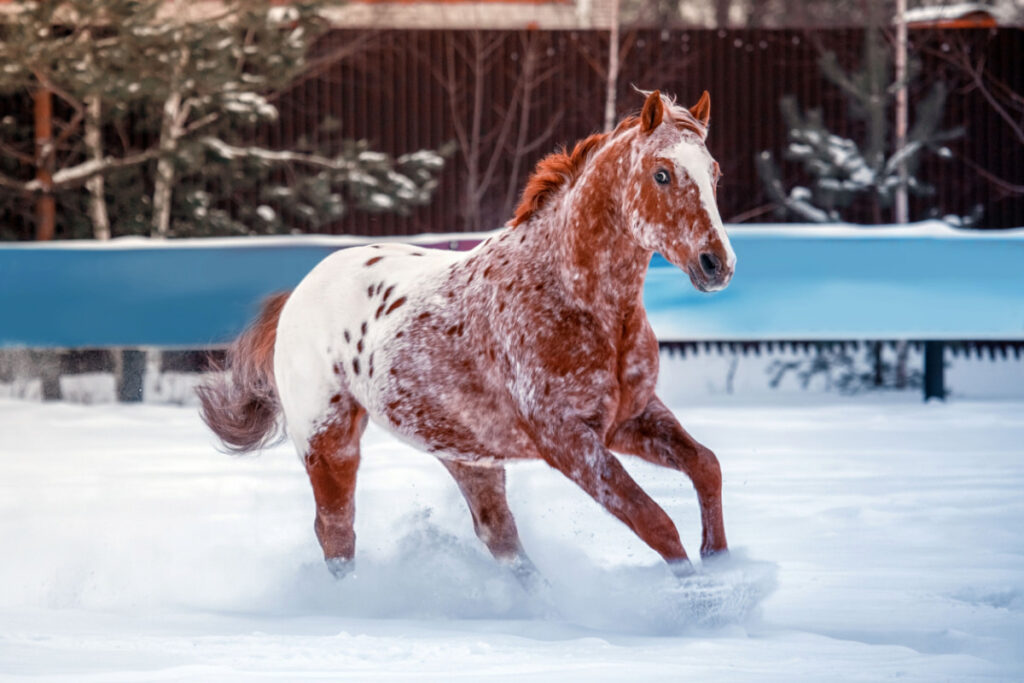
367, 285, 374, 298
352, 358, 360, 375
329, 393, 342, 404
382, 285, 395, 302
343, 330, 351, 343
361, 322, 368, 335
365, 256, 384, 266
357, 339, 364, 353
375, 304, 385, 320
385, 296, 407, 315
417, 312, 431, 321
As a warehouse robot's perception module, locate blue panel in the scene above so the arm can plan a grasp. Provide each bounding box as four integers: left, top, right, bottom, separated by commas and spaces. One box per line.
0, 245, 342, 347
644, 232, 1024, 340
2, 226, 1023, 348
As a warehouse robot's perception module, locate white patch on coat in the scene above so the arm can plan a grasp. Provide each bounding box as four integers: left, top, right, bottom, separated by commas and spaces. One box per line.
274, 243, 461, 454
659, 137, 736, 270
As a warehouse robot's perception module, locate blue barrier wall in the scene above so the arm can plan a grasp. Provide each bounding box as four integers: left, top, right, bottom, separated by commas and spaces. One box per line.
2, 223, 1023, 348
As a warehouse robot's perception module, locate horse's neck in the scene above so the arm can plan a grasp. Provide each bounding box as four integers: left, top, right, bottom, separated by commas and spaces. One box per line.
524, 148, 650, 313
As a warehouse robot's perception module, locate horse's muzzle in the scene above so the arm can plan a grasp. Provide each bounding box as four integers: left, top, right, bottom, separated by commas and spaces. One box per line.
688, 254, 733, 293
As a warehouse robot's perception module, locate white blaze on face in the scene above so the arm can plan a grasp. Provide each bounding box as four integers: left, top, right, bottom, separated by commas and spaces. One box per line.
659, 137, 736, 270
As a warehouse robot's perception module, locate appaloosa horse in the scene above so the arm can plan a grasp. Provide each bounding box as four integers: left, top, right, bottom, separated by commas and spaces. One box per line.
198, 89, 736, 582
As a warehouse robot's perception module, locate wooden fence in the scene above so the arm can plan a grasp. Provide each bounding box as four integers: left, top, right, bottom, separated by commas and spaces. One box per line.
281, 27, 1023, 235
0, 27, 1021, 239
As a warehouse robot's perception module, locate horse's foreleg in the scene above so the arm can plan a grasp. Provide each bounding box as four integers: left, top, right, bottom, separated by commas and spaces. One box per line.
441, 460, 539, 584
304, 404, 366, 577
608, 396, 727, 558
540, 428, 694, 575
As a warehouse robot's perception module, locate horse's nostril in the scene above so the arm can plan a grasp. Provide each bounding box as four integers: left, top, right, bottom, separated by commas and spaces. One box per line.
699, 252, 720, 278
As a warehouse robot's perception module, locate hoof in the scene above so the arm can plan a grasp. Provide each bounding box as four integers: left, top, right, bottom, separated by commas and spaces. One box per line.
668, 558, 696, 578
701, 546, 730, 562
508, 554, 548, 592
325, 557, 354, 579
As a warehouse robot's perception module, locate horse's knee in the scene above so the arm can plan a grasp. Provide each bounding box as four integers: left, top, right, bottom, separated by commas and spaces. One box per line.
670, 438, 721, 495
694, 446, 722, 495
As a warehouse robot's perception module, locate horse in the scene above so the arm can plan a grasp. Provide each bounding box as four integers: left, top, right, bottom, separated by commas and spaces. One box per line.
197, 89, 736, 583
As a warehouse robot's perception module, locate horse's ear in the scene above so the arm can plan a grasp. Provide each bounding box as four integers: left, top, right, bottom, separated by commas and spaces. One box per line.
690, 90, 711, 128
640, 90, 664, 135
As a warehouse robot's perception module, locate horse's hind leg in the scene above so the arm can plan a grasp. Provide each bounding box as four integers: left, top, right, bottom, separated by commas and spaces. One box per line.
608, 396, 727, 558
440, 460, 539, 584
303, 396, 367, 577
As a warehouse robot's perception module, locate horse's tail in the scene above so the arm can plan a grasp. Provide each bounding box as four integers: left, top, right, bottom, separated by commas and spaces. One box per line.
197, 292, 290, 453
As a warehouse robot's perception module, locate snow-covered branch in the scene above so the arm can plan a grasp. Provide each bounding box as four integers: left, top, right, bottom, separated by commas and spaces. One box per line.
203, 137, 362, 170
18, 151, 159, 193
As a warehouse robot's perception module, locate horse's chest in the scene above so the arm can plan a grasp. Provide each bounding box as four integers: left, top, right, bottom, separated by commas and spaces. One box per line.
502, 300, 659, 426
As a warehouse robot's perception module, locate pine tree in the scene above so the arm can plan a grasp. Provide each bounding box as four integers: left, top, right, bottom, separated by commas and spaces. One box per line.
0, 1, 447, 239
757, 21, 963, 224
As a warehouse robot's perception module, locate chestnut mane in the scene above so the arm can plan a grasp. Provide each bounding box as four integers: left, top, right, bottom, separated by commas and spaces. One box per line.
512, 98, 707, 227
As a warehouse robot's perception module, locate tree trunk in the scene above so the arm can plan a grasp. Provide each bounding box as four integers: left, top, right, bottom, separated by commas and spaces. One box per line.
34, 89, 55, 241
151, 135, 178, 238
603, 0, 621, 133
894, 340, 908, 389
84, 95, 110, 240
151, 48, 190, 238
715, 0, 732, 28
893, 0, 909, 225
465, 32, 485, 231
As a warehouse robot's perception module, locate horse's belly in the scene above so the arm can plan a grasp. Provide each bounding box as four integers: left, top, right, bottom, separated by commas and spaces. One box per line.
358, 337, 541, 463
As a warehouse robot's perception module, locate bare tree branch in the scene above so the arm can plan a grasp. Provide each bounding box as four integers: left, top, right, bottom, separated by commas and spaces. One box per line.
0, 140, 36, 166
957, 152, 1024, 197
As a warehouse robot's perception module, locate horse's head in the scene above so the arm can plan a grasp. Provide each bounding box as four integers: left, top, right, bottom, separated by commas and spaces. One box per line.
622, 90, 735, 292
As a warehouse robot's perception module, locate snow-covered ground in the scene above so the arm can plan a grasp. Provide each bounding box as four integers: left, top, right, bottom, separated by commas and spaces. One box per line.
1, 383, 1023, 680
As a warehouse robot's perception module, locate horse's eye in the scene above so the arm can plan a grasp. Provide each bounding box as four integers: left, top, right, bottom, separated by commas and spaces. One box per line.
654, 169, 671, 185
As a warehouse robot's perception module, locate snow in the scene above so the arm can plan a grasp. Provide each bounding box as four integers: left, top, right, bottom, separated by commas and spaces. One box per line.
368, 193, 395, 209
256, 205, 277, 223
905, 3, 1014, 24
2, 378, 1023, 679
